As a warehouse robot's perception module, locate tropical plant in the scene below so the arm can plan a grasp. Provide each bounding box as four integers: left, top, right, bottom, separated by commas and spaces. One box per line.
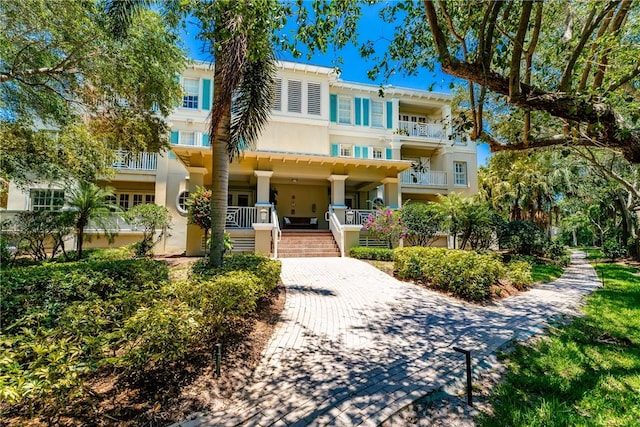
65, 182, 120, 260
123, 203, 171, 256
11, 210, 75, 261
362, 207, 405, 249
399, 202, 444, 247
187, 186, 211, 248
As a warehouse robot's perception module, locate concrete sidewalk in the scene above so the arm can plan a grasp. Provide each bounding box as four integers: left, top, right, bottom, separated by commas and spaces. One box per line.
174, 251, 600, 426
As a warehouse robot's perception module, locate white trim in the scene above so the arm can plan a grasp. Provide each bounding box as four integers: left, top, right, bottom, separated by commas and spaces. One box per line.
176, 190, 190, 214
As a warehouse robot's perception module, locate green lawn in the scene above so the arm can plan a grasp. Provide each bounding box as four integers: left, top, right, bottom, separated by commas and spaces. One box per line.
578, 246, 605, 260
478, 263, 640, 426
531, 264, 564, 284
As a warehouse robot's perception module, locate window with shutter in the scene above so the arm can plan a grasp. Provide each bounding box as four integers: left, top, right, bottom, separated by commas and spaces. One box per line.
338, 96, 352, 124
179, 132, 195, 146
182, 78, 199, 109
371, 101, 384, 128
307, 82, 321, 115
272, 78, 282, 111
288, 80, 302, 113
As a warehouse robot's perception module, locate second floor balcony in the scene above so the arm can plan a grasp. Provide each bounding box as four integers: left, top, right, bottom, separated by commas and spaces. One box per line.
113, 150, 158, 171
400, 169, 447, 187
397, 121, 445, 140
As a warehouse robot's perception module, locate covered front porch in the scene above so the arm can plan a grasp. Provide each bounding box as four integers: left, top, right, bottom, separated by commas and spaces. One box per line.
171, 146, 412, 257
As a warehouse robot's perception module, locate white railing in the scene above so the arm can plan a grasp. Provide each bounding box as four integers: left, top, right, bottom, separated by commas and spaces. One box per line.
85, 215, 140, 233
398, 121, 445, 139
350, 209, 377, 226
226, 206, 258, 229
271, 208, 281, 258
327, 208, 345, 257
113, 150, 158, 171
400, 169, 448, 186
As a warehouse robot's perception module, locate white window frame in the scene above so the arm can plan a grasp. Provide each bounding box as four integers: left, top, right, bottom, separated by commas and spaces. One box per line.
454, 161, 468, 186
179, 131, 196, 146
339, 144, 353, 158
30, 189, 64, 211
338, 96, 352, 125
182, 78, 199, 109
371, 101, 384, 128
176, 190, 190, 214
371, 147, 384, 159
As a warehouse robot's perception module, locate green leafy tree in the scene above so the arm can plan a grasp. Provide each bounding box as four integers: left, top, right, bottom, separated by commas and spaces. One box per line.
187, 186, 212, 247
399, 202, 444, 247
123, 204, 171, 257
366, 1, 640, 161
0, 0, 185, 185
11, 210, 74, 261
66, 182, 120, 260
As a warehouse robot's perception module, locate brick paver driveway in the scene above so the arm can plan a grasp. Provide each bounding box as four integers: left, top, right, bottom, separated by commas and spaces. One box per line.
176, 251, 600, 426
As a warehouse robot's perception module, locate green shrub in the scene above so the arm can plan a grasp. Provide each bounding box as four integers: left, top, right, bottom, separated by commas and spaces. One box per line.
191, 254, 281, 294
349, 246, 394, 261
394, 247, 506, 301
507, 260, 533, 290
604, 239, 627, 260
544, 239, 567, 260
2, 259, 168, 328
121, 299, 199, 371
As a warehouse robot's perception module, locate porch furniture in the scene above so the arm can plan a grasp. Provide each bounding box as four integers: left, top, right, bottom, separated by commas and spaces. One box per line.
283, 216, 318, 229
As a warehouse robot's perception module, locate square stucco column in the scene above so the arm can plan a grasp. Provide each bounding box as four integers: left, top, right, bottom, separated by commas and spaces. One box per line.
254, 170, 274, 205
185, 167, 207, 256
328, 174, 349, 222
381, 177, 400, 209
252, 223, 273, 256
343, 225, 363, 256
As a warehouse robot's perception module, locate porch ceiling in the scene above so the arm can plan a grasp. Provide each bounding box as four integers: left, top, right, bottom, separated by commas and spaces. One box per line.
171, 147, 412, 187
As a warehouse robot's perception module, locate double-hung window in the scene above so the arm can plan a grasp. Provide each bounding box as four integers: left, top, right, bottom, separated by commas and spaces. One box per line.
182, 78, 199, 109
31, 189, 64, 211
339, 144, 353, 157
454, 161, 468, 186
372, 147, 384, 159
338, 96, 352, 125
180, 131, 195, 146
371, 101, 384, 128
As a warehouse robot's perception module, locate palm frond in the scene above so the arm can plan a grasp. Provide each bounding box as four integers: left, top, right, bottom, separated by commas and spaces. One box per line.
104, 0, 154, 38
228, 50, 276, 160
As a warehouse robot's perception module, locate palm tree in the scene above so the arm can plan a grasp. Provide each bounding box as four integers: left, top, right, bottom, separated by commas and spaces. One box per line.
66, 181, 119, 260
106, 1, 277, 266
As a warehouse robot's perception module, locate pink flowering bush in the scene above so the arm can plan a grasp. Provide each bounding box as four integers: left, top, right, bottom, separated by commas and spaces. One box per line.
187, 186, 211, 233
361, 207, 406, 248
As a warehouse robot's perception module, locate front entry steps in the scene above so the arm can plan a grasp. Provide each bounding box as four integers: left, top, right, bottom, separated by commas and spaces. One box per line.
277, 230, 341, 258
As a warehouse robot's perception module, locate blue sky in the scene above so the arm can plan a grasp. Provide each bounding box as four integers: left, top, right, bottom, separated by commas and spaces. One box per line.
178, 8, 491, 167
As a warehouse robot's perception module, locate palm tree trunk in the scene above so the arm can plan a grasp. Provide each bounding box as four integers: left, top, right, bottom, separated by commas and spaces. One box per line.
209, 98, 231, 267
77, 229, 84, 260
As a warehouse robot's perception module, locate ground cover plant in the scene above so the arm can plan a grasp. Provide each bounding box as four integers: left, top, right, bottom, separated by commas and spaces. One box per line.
479, 263, 640, 426
0, 253, 281, 425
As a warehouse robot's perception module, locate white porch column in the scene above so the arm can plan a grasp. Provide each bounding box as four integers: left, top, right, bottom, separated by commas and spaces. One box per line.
186, 167, 207, 256
381, 177, 400, 209
254, 170, 273, 206
328, 174, 349, 222
390, 140, 403, 160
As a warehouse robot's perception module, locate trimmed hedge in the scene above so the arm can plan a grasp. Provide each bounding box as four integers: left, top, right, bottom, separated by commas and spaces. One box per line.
191, 253, 281, 292
349, 246, 394, 261
394, 247, 506, 301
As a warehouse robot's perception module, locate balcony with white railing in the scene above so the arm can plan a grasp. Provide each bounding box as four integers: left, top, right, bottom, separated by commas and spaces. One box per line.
113, 150, 158, 171
400, 169, 447, 187
397, 121, 446, 140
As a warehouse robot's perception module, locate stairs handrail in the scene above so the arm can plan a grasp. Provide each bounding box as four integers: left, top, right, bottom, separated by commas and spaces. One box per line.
328, 206, 345, 257
271, 206, 280, 258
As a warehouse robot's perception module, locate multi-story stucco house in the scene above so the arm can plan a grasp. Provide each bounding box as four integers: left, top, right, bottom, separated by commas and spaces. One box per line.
1, 60, 477, 257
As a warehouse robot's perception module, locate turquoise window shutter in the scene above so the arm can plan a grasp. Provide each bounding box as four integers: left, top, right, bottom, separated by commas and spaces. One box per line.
363, 99, 370, 126
355, 97, 362, 126
330, 94, 338, 122
354, 146, 361, 158
362, 147, 369, 159
170, 131, 179, 144
331, 143, 339, 157
169, 152, 176, 159
386, 101, 393, 129
202, 133, 210, 147
202, 79, 211, 110
386, 148, 393, 159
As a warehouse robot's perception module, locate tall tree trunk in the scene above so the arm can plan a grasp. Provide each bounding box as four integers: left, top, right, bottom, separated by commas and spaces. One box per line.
77, 230, 84, 260
209, 104, 231, 267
